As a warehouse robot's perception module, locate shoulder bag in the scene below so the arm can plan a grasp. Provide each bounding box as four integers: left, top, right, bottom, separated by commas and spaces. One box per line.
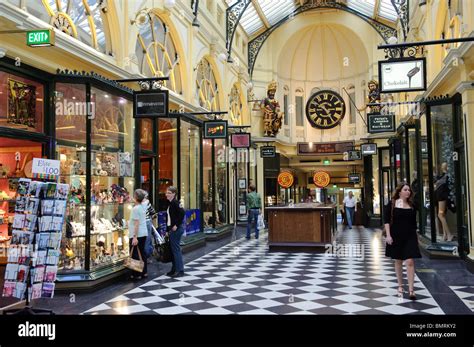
124, 245, 144, 272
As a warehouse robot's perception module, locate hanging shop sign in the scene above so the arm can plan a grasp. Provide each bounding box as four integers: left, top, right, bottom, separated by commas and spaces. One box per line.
367, 113, 395, 133
313, 171, 331, 188
260, 146, 276, 158
32, 158, 60, 180
231, 133, 251, 148
277, 172, 294, 188
378, 58, 426, 93
348, 173, 361, 184
133, 90, 169, 118
361, 143, 377, 155
297, 141, 354, 156
421, 139, 428, 159
347, 150, 362, 160
26, 29, 55, 47
203, 121, 227, 139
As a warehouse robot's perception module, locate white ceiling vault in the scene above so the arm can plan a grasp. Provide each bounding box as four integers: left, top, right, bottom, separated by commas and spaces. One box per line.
226, 0, 399, 38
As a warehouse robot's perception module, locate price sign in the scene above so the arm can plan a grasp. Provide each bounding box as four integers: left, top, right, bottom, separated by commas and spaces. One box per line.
32, 158, 60, 179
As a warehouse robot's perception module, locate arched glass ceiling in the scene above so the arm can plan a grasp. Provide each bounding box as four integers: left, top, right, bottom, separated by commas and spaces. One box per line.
226, 0, 399, 38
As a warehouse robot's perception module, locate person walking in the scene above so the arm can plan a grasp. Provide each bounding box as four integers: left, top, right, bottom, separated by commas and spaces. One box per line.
384, 183, 421, 300
129, 189, 148, 280
165, 186, 185, 278
142, 193, 157, 264
343, 191, 356, 229
246, 184, 262, 239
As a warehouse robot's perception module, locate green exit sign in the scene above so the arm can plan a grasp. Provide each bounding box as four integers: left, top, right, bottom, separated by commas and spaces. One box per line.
27, 29, 54, 47
323, 159, 331, 165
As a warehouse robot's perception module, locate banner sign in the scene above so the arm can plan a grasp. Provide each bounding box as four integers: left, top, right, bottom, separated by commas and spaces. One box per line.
185, 209, 201, 236
367, 113, 395, 133
134, 90, 169, 118
204, 121, 227, 139
260, 146, 276, 158
379, 58, 426, 93
297, 141, 354, 156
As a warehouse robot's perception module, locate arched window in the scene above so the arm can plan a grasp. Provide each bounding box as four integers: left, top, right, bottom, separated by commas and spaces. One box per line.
229, 84, 242, 124
19, 0, 111, 54
195, 58, 220, 111
135, 12, 182, 94
295, 88, 304, 127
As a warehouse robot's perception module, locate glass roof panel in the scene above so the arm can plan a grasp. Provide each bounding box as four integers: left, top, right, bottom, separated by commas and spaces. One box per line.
346, 0, 376, 18
258, 0, 295, 26
239, 3, 265, 36
378, 0, 398, 21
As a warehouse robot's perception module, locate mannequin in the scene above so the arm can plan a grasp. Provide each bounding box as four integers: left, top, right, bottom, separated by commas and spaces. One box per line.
434, 162, 452, 241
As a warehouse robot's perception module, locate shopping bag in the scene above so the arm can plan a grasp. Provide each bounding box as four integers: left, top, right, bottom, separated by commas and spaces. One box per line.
124, 246, 144, 272
156, 235, 172, 263
257, 214, 265, 230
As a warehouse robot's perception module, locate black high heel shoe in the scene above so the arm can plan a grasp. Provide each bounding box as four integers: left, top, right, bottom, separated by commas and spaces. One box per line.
409, 290, 417, 300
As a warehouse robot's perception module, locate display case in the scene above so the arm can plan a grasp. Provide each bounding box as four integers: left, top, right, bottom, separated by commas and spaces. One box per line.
54, 81, 136, 281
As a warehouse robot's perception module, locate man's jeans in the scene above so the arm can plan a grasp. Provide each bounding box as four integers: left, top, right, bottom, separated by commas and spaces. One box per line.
247, 209, 260, 239
169, 225, 184, 273
345, 207, 355, 228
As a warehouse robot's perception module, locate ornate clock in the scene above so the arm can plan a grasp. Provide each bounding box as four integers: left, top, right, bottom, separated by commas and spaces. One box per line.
305, 90, 346, 129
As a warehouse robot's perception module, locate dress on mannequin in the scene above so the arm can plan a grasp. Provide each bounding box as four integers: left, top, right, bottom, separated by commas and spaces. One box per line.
434, 163, 453, 241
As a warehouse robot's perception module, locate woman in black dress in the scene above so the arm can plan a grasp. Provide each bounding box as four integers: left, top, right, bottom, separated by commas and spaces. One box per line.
384, 183, 421, 300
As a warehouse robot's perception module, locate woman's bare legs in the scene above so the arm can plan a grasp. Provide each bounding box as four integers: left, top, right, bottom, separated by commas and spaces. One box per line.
395, 259, 404, 294
438, 200, 452, 241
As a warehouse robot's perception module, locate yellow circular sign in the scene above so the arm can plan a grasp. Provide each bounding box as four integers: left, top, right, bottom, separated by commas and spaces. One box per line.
278, 172, 294, 188
313, 171, 330, 188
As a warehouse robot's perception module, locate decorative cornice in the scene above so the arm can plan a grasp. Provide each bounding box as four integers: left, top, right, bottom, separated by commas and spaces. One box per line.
456, 82, 474, 95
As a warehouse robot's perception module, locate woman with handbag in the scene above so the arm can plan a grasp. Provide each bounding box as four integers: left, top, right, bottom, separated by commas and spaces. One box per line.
165, 186, 185, 278
128, 189, 148, 280
384, 183, 421, 300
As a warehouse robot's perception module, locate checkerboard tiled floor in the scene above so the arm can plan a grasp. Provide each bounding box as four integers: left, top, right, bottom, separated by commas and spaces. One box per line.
450, 286, 474, 313
83, 228, 444, 315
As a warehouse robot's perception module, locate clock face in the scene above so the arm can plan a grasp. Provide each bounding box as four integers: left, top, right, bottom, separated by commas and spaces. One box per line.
305, 90, 346, 129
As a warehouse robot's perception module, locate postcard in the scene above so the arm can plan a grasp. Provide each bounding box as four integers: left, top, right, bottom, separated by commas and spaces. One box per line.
7, 246, 19, 263
53, 200, 67, 217
46, 250, 60, 266
28, 181, 43, 197
2, 281, 16, 298
55, 184, 70, 200
21, 231, 34, 245
5, 263, 19, 281
16, 265, 29, 282
30, 283, 43, 300
11, 230, 22, 245
44, 266, 58, 283
41, 282, 55, 299
40, 216, 53, 232
52, 216, 64, 232
24, 214, 37, 232
31, 266, 45, 284
41, 200, 55, 216
37, 233, 50, 250
25, 198, 40, 215
14, 282, 27, 300
33, 250, 47, 266
47, 233, 62, 250
46, 183, 57, 199
12, 214, 25, 229
14, 197, 26, 213
17, 178, 31, 196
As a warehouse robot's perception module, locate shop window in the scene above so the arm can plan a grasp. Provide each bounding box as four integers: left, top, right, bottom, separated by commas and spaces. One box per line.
135, 13, 182, 94
229, 83, 243, 125
55, 83, 87, 142
203, 139, 213, 227
0, 138, 43, 265
23, 0, 110, 54
372, 154, 380, 215
158, 119, 178, 211
431, 105, 457, 242
0, 71, 44, 133
195, 58, 220, 111
215, 139, 227, 225
140, 119, 154, 152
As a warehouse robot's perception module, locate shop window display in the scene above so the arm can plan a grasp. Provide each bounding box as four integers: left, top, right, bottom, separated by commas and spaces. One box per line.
158, 119, 178, 211
0, 71, 44, 133
203, 139, 213, 227
214, 139, 227, 226
431, 105, 457, 242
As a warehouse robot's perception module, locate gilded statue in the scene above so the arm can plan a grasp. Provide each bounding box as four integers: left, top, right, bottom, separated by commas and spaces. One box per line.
261, 81, 282, 137
358, 80, 381, 114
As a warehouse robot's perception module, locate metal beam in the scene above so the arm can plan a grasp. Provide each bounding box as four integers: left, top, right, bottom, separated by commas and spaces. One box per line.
226, 0, 252, 57
390, 0, 409, 41
252, 0, 270, 29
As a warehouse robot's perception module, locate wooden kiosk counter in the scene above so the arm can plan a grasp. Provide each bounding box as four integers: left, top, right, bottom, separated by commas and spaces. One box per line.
266, 203, 337, 251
